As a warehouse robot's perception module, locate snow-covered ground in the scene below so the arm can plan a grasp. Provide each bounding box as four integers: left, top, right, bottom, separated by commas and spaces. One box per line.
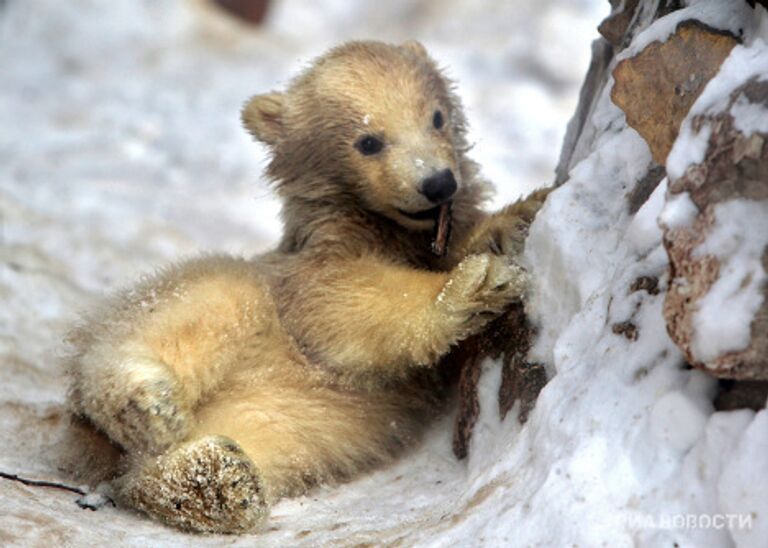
2, 0, 767, 546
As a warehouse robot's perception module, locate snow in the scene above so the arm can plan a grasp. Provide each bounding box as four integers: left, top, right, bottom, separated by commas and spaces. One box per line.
626, 176, 667, 253
719, 409, 768, 547
659, 188, 699, 229
691, 200, 768, 363
731, 92, 768, 136
650, 372, 714, 453
76, 491, 113, 511
666, 124, 712, 180
2, 0, 767, 547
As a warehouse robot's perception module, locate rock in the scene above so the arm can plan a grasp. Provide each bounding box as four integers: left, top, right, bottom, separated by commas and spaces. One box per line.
494, 303, 546, 424
452, 300, 547, 460
554, 38, 614, 186
612, 321, 639, 341
627, 164, 666, 214
598, 0, 640, 47
663, 73, 768, 380
611, 21, 738, 165
498, 353, 546, 424
630, 275, 660, 295
714, 380, 768, 411
451, 335, 485, 461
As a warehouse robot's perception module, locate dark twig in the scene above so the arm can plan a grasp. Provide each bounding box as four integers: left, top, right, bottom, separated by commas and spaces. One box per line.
0, 470, 86, 496
0, 470, 116, 510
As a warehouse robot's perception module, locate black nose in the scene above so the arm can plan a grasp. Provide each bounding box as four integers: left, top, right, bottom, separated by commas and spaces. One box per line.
420, 169, 457, 203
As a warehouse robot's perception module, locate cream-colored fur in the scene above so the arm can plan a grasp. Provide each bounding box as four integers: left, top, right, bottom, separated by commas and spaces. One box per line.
67, 40, 549, 534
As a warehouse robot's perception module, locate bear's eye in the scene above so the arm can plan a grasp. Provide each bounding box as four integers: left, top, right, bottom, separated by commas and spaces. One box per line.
433, 110, 444, 130
356, 135, 384, 156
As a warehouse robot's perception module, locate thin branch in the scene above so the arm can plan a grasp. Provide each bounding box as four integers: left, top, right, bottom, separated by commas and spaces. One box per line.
0, 470, 86, 496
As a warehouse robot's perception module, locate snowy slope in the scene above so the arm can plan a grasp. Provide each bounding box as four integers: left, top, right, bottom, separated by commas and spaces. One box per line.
2, 0, 767, 547
516, 3, 768, 546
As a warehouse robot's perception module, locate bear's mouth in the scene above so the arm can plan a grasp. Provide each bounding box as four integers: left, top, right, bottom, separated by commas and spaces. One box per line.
396, 202, 453, 257
396, 205, 442, 222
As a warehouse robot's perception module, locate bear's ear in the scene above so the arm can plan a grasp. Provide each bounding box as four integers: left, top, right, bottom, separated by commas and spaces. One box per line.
241, 92, 285, 145
400, 40, 428, 59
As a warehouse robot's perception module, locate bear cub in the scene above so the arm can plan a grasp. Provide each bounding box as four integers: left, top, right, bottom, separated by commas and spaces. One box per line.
67, 40, 549, 534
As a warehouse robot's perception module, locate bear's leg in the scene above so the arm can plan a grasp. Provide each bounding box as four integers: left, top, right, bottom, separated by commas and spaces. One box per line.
69, 256, 282, 455
117, 372, 405, 533
186, 370, 420, 503
71, 350, 192, 455
117, 435, 268, 534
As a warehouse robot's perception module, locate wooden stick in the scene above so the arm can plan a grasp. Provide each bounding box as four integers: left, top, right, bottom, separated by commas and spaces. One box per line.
431, 202, 452, 256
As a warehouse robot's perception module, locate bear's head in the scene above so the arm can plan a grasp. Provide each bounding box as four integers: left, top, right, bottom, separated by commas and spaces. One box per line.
242, 40, 483, 234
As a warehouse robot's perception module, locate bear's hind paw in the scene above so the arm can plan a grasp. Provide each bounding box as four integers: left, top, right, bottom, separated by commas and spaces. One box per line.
118, 435, 269, 534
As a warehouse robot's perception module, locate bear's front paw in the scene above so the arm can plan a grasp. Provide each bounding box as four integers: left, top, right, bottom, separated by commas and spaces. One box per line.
109, 358, 191, 455
118, 435, 268, 534
437, 253, 527, 338
463, 213, 528, 258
